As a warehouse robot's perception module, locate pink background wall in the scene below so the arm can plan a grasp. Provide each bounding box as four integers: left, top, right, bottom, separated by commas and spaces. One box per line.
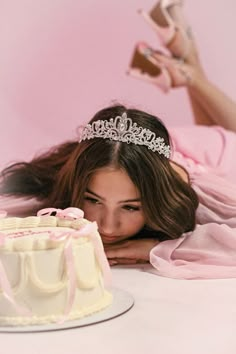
1, 0, 236, 169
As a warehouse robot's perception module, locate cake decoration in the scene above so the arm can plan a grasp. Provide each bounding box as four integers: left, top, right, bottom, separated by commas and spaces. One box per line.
0, 207, 113, 326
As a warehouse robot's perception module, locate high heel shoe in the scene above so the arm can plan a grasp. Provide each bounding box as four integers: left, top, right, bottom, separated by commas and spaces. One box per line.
127, 42, 172, 93
127, 42, 193, 92
138, 0, 189, 60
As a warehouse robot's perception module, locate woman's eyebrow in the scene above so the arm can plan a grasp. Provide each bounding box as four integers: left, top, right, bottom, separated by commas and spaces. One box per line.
118, 198, 141, 203
85, 189, 141, 203
85, 188, 105, 200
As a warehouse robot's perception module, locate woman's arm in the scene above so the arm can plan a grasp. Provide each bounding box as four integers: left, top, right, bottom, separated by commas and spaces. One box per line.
104, 238, 159, 265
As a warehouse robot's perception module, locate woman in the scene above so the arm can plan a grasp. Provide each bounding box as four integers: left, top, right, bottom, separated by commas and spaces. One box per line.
0, 105, 198, 250
1, 1, 236, 278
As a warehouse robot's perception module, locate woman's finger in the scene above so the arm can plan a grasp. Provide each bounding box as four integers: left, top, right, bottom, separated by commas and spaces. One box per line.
109, 258, 138, 265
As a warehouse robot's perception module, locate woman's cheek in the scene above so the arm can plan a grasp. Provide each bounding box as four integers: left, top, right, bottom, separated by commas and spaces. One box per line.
82, 203, 98, 221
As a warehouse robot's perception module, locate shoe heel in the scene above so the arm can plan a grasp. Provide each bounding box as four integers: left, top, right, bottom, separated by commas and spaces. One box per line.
138, 7, 175, 45
138, 0, 189, 60
128, 43, 171, 93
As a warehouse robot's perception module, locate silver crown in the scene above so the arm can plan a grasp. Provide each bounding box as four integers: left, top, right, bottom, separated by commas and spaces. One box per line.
78, 113, 171, 158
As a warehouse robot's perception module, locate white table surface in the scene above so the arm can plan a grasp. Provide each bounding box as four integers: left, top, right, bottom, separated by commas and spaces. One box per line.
1, 265, 236, 354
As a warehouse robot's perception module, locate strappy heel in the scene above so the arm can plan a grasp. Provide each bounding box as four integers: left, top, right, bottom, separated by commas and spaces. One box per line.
127, 42, 193, 92
138, 0, 189, 60
127, 42, 172, 93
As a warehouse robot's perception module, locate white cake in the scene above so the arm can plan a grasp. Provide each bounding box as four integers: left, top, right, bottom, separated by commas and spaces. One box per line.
0, 207, 112, 326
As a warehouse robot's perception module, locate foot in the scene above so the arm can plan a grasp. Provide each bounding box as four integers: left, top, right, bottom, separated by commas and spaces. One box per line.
128, 43, 172, 93
151, 52, 205, 89
163, 2, 200, 65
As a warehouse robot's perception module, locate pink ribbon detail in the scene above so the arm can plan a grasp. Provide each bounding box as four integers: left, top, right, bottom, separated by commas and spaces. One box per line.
0, 233, 32, 316
48, 222, 112, 323
37, 207, 84, 220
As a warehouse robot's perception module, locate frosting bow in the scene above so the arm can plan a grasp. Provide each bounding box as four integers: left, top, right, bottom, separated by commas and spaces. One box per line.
37, 207, 84, 220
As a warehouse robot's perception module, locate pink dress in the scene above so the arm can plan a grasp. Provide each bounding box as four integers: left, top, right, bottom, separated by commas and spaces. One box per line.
150, 125, 236, 279
1, 125, 236, 279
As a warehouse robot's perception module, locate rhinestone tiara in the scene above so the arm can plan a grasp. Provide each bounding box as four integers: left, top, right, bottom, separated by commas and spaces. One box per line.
78, 112, 171, 158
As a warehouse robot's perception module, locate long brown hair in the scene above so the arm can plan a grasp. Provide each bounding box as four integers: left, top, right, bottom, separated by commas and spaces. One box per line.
0, 105, 199, 239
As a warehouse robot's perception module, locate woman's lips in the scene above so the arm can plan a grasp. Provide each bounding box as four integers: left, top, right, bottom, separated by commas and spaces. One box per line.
100, 234, 119, 243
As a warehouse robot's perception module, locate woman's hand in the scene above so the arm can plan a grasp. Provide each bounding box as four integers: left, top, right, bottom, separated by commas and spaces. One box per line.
104, 238, 159, 266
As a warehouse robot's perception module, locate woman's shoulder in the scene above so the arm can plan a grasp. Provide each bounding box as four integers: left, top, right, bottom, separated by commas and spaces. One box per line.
169, 124, 236, 146
169, 124, 236, 171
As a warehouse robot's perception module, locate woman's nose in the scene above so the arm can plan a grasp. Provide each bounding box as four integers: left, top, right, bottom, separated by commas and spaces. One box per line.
99, 211, 119, 235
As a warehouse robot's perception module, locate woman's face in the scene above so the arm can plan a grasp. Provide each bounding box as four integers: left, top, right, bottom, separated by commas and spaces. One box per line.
82, 167, 146, 244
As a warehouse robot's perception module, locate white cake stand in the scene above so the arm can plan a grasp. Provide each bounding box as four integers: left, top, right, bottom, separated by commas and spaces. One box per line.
0, 288, 134, 332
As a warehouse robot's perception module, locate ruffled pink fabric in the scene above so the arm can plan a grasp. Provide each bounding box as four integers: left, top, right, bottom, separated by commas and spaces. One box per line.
150, 223, 236, 279
150, 125, 236, 279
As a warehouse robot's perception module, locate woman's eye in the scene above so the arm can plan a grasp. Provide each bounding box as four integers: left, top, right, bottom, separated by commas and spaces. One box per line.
84, 196, 100, 204
123, 205, 140, 212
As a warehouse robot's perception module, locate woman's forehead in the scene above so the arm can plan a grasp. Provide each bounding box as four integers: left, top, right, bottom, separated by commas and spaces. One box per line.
87, 167, 141, 201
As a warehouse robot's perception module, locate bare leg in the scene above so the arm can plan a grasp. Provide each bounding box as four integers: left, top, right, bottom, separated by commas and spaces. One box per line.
187, 74, 236, 131
188, 90, 214, 126
160, 2, 235, 128
154, 50, 236, 130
